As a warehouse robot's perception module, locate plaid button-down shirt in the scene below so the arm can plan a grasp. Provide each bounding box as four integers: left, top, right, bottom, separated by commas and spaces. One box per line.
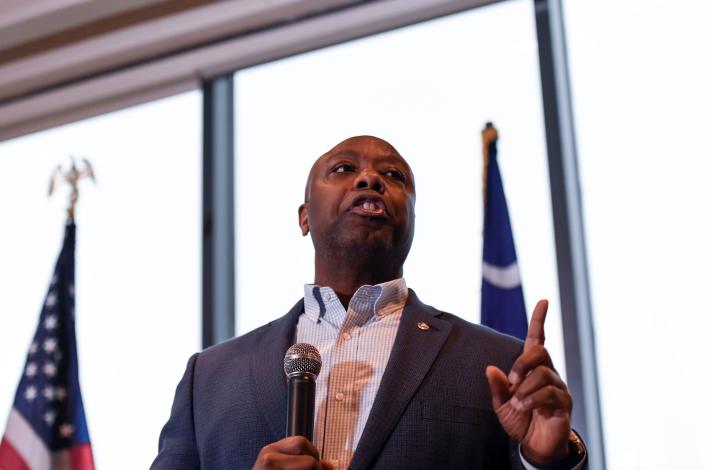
296, 278, 408, 469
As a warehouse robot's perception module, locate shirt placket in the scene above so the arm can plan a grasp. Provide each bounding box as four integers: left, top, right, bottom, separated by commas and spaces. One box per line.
321, 295, 376, 469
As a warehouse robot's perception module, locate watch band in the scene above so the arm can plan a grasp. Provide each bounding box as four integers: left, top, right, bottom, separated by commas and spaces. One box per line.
525, 429, 587, 470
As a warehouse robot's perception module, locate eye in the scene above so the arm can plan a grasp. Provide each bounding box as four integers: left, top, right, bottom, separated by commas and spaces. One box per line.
384, 169, 406, 182
333, 163, 355, 173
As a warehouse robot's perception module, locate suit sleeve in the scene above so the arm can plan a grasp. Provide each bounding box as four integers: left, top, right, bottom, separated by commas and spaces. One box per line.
505, 342, 528, 470
150, 353, 201, 470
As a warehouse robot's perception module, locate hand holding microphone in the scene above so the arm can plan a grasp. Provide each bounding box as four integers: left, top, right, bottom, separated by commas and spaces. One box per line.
253, 343, 334, 470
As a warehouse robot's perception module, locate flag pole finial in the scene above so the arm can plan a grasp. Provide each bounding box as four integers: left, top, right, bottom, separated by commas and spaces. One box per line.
48, 157, 96, 223
481, 122, 498, 207
482, 121, 498, 146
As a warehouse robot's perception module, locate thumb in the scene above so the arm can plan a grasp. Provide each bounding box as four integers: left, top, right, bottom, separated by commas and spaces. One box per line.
485, 365, 511, 410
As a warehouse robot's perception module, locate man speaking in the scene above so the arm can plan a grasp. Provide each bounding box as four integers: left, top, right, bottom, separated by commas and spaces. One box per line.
151, 136, 587, 469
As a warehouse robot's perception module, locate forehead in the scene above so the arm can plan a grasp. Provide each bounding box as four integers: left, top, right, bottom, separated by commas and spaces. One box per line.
304, 136, 415, 202
319, 136, 412, 171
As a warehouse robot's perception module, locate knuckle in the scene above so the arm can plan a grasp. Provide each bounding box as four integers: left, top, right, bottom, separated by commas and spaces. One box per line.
260, 452, 275, 466
535, 365, 557, 383
291, 435, 307, 448
513, 347, 548, 376
526, 345, 548, 363
512, 358, 530, 375
565, 391, 574, 411
547, 385, 566, 406
301, 455, 318, 469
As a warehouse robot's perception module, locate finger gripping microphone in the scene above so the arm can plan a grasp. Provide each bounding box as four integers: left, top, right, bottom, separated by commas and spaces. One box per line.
283, 343, 322, 441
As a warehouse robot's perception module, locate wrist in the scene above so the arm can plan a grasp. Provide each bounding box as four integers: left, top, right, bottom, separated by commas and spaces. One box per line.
521, 430, 586, 469
522, 442, 570, 466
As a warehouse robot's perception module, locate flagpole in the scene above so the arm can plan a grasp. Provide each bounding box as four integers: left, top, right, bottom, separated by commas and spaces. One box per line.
481, 122, 498, 209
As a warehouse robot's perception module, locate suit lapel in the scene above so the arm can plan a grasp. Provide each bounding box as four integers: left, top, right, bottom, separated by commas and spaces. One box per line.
350, 291, 451, 470
251, 299, 303, 440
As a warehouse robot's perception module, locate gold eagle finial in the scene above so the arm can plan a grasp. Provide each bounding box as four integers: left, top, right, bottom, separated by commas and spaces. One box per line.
48, 157, 95, 222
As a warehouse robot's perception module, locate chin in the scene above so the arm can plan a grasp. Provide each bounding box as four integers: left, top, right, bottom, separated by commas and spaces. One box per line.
321, 230, 389, 257
344, 236, 391, 254
313, 220, 405, 256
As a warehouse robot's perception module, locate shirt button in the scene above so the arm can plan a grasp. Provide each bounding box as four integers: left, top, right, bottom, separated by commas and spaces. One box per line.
323, 292, 331, 301
335, 392, 344, 401
342, 332, 352, 341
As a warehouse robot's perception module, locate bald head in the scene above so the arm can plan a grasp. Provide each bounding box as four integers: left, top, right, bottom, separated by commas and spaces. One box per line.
304, 135, 413, 202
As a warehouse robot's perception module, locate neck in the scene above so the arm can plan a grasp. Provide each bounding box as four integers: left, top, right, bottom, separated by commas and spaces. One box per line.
313, 253, 402, 309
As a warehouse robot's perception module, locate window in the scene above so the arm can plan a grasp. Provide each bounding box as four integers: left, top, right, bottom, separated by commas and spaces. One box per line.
0, 91, 202, 468
234, 0, 566, 374
564, 0, 705, 467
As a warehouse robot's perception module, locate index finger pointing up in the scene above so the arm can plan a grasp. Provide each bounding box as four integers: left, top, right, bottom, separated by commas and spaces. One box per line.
524, 299, 548, 352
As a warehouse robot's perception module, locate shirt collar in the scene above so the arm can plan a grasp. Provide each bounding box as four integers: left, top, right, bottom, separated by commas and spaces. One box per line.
303, 278, 408, 326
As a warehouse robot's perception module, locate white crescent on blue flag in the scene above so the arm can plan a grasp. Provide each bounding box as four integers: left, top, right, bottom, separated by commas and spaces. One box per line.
0, 223, 95, 470
480, 125, 528, 339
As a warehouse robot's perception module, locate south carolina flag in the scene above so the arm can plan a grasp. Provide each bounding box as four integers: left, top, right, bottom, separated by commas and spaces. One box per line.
480, 123, 528, 339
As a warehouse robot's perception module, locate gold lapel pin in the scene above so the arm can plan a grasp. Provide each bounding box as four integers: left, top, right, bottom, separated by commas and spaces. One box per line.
417, 321, 430, 331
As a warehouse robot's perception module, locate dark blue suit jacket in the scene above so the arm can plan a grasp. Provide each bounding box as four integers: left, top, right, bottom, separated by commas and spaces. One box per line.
151, 291, 527, 469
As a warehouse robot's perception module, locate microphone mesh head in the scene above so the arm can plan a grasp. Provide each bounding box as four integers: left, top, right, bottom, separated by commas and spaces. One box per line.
283, 343, 322, 379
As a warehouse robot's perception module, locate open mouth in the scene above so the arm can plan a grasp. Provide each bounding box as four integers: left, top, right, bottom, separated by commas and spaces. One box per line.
350, 197, 387, 217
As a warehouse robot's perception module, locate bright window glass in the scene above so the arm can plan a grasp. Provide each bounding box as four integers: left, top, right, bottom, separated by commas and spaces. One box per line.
564, 0, 705, 467
234, 1, 566, 375
0, 91, 202, 469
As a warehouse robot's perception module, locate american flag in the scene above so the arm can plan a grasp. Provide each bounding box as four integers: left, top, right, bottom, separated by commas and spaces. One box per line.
480, 124, 528, 340
0, 223, 94, 469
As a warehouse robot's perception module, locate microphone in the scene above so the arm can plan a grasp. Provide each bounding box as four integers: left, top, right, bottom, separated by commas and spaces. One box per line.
283, 343, 322, 441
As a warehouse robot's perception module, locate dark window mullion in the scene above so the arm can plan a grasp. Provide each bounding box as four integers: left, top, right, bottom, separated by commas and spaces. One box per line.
202, 74, 235, 348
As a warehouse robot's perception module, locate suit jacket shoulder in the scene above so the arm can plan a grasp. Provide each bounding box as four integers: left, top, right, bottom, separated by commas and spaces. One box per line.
151, 300, 302, 469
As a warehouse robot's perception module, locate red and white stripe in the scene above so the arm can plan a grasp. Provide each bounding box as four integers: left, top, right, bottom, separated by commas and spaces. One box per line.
0, 409, 94, 470
0, 409, 50, 469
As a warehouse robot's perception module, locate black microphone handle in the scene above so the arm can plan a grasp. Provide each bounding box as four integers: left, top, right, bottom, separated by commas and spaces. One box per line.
286, 373, 316, 440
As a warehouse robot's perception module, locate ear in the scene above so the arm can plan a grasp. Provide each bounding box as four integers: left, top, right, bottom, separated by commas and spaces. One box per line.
298, 203, 309, 236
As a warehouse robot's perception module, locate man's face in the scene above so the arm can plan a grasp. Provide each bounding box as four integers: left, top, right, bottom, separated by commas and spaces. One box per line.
299, 136, 416, 261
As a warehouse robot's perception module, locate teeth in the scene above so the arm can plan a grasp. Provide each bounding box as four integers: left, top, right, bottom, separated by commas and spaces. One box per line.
361, 200, 381, 212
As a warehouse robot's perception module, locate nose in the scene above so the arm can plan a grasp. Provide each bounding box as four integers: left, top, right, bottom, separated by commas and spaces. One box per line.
354, 168, 385, 193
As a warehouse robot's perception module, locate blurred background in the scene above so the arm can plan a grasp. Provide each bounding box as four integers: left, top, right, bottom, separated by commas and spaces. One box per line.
0, 0, 703, 468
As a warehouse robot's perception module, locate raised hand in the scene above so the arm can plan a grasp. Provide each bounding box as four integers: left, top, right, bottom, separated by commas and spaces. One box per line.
485, 300, 573, 465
